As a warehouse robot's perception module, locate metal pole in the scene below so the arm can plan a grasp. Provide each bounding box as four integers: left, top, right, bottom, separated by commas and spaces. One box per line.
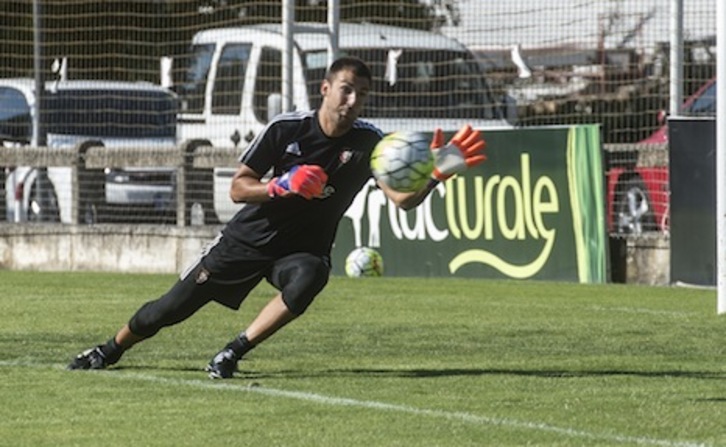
669, 0, 684, 116
32, 0, 44, 146
31, 0, 49, 223
281, 0, 294, 113
327, 0, 340, 68
716, 0, 726, 313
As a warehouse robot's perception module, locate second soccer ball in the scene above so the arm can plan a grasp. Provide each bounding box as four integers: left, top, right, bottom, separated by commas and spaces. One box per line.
344, 247, 384, 278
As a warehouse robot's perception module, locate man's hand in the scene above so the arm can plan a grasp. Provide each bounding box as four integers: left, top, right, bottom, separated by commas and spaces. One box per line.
430, 124, 487, 181
267, 165, 328, 199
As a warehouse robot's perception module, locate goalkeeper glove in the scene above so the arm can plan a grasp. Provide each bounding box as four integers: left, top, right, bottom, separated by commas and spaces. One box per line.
430, 124, 487, 182
267, 164, 328, 200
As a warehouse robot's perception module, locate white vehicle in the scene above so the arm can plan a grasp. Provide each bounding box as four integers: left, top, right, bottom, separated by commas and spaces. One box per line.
174, 22, 514, 223
0, 79, 178, 223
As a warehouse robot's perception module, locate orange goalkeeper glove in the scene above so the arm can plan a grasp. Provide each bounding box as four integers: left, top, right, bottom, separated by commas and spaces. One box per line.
267, 164, 328, 199
430, 124, 487, 182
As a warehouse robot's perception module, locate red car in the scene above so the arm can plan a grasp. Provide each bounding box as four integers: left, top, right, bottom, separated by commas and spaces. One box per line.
606, 77, 716, 234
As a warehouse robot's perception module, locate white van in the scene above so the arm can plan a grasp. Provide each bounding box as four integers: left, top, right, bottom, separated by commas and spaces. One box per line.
174, 22, 514, 222
0, 79, 178, 223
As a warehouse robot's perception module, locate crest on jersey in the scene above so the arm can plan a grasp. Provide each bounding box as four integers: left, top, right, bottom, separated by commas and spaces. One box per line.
339, 148, 353, 164
195, 267, 210, 284
321, 184, 335, 198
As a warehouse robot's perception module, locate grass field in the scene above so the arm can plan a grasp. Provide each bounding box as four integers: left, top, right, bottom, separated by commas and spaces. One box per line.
1, 270, 725, 446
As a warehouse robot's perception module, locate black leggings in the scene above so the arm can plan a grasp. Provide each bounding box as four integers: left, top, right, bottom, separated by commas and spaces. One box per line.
128, 251, 330, 338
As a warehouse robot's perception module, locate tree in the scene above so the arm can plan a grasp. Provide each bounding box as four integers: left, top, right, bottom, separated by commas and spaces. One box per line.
0, 0, 460, 81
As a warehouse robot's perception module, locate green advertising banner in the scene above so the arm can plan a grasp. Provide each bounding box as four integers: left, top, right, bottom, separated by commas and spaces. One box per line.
332, 125, 608, 283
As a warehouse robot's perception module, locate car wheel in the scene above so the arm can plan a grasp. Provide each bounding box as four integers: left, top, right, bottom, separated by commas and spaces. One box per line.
615, 177, 656, 235
28, 170, 61, 223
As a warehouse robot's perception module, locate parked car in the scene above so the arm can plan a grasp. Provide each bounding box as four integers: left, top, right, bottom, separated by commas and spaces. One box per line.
606, 77, 716, 234
0, 78, 178, 223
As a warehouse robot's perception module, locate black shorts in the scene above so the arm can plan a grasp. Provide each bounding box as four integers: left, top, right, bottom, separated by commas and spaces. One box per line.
183, 233, 331, 312
128, 233, 331, 337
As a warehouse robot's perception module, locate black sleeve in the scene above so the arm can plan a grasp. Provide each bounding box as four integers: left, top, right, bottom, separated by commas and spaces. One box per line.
239, 121, 286, 177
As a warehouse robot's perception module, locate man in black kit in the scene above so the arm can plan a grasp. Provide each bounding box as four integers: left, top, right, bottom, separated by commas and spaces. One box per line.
67, 56, 486, 379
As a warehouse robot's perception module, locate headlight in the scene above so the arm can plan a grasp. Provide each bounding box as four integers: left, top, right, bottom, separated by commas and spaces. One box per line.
106, 170, 130, 183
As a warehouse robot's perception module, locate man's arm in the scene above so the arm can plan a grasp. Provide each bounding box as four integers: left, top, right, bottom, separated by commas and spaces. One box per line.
378, 124, 487, 211
377, 178, 439, 211
229, 163, 270, 203
229, 163, 329, 203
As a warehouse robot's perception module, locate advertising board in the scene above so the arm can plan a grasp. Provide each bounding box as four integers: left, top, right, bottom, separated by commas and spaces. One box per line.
332, 125, 607, 283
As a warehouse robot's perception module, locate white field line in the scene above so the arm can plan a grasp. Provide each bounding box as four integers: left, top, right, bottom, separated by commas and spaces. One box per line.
483, 301, 699, 318
3, 362, 706, 447
673, 282, 717, 291
588, 306, 699, 318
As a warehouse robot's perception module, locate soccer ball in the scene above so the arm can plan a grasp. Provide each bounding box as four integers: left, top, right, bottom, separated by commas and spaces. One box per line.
370, 131, 434, 192
344, 247, 384, 278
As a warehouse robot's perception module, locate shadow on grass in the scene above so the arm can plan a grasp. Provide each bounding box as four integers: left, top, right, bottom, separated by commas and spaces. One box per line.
319, 367, 726, 380
115, 365, 726, 381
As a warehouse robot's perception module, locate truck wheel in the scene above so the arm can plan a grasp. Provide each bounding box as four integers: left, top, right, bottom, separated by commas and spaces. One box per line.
186, 169, 218, 225
183, 140, 219, 225
78, 169, 105, 224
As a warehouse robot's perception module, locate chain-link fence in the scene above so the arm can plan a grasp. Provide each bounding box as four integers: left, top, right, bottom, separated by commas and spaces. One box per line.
0, 1, 717, 234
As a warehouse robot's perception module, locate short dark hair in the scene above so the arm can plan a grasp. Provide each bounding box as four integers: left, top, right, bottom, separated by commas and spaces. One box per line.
325, 56, 372, 83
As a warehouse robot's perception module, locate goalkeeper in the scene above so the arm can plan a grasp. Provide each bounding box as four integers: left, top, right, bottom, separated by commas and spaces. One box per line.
67, 56, 486, 379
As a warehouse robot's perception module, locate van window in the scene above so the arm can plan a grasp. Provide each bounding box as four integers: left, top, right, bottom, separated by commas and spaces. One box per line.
304, 49, 499, 120
253, 47, 282, 123
45, 89, 177, 138
178, 44, 215, 114
212, 43, 252, 115
0, 87, 31, 142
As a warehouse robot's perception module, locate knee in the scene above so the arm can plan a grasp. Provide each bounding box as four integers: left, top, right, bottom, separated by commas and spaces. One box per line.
277, 256, 330, 316
128, 300, 164, 338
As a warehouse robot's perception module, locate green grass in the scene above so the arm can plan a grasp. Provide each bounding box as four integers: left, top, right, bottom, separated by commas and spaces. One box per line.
1, 270, 725, 446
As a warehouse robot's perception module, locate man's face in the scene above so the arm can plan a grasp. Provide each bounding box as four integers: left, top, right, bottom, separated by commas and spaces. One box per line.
320, 68, 370, 132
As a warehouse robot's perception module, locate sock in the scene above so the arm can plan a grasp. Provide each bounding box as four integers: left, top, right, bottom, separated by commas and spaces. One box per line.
99, 337, 125, 365
224, 332, 255, 360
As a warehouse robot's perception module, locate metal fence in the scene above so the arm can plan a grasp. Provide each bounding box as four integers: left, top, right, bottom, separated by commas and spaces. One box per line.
0, 141, 668, 233
0, 143, 238, 226
0, 0, 717, 236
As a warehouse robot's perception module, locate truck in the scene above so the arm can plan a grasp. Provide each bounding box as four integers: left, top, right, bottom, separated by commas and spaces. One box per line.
173, 22, 514, 223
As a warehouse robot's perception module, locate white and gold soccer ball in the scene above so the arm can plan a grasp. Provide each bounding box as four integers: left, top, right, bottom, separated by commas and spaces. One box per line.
344, 247, 384, 278
370, 131, 434, 192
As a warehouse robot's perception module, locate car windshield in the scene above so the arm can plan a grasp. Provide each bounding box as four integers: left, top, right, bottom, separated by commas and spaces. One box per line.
304, 49, 500, 120
686, 81, 716, 116
45, 88, 177, 138
176, 44, 215, 114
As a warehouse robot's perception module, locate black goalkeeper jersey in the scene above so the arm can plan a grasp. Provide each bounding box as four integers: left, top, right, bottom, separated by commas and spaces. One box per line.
223, 110, 383, 257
